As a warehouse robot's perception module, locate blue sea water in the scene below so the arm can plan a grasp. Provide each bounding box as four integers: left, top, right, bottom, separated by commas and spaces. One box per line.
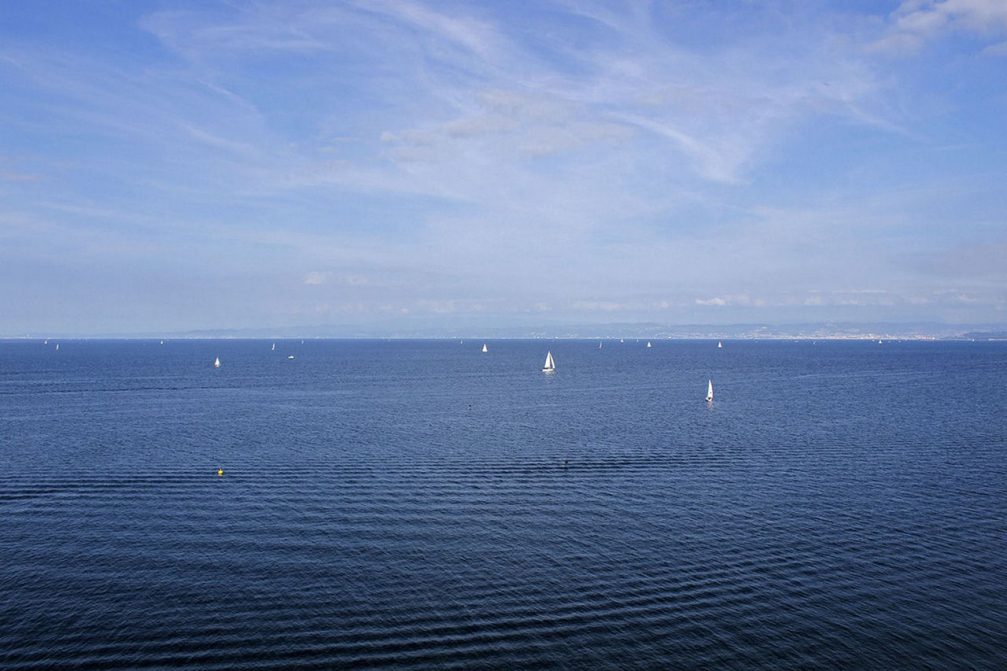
1, 339, 1005, 669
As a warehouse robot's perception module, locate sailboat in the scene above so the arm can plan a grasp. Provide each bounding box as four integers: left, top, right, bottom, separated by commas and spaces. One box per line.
213, 356, 221, 369
160, 340, 164, 345
55, 343, 59, 351
598, 341, 603, 349
706, 380, 714, 402
718, 341, 723, 349
646, 341, 652, 348
542, 351, 555, 373
482, 344, 488, 353
44, 339, 48, 345
271, 342, 276, 351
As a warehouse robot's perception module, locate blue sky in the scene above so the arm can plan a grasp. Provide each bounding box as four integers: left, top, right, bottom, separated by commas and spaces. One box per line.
1, 0, 1005, 334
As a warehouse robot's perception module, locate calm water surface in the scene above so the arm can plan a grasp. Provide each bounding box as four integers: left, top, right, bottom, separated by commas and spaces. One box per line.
1, 339, 1005, 669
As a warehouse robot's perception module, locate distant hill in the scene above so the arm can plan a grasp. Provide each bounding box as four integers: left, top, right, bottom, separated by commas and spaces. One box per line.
961, 330, 1007, 340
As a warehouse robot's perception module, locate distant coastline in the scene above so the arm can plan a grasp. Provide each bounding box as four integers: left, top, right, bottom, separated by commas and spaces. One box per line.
5, 322, 1007, 341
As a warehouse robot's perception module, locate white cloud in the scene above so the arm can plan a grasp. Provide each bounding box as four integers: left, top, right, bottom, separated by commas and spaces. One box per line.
876, 0, 1007, 53
982, 40, 1007, 55
304, 271, 330, 285
572, 300, 628, 312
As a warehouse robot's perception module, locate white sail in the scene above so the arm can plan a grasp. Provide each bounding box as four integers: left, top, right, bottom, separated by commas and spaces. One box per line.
213, 356, 221, 369
55, 343, 59, 351
542, 351, 555, 372
271, 342, 276, 351
598, 341, 603, 349
706, 380, 713, 402
718, 341, 722, 349
646, 341, 652, 348
482, 344, 488, 353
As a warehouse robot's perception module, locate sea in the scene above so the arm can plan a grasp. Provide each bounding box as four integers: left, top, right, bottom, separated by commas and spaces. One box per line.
1, 339, 1005, 669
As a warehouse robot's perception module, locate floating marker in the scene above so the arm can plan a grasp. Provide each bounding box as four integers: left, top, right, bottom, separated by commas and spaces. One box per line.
217, 468, 224, 477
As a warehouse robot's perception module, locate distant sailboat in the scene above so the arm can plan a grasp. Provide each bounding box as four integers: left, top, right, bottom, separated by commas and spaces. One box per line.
44, 339, 48, 345
482, 344, 488, 353
598, 341, 603, 349
287, 355, 295, 360
620, 338, 624, 343
542, 351, 556, 372
55, 343, 59, 351
160, 340, 164, 345
706, 380, 714, 403
213, 356, 221, 369
718, 341, 723, 349
646, 341, 652, 348
271, 342, 276, 351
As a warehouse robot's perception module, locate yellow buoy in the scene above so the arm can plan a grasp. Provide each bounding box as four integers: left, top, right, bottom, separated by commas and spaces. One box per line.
217, 468, 224, 477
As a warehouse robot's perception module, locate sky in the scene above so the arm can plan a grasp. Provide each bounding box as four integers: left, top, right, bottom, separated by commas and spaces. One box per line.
1, 0, 1006, 335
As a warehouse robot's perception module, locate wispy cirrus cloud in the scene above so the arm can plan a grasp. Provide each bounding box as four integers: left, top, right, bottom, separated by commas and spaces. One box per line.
0, 1, 1004, 332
